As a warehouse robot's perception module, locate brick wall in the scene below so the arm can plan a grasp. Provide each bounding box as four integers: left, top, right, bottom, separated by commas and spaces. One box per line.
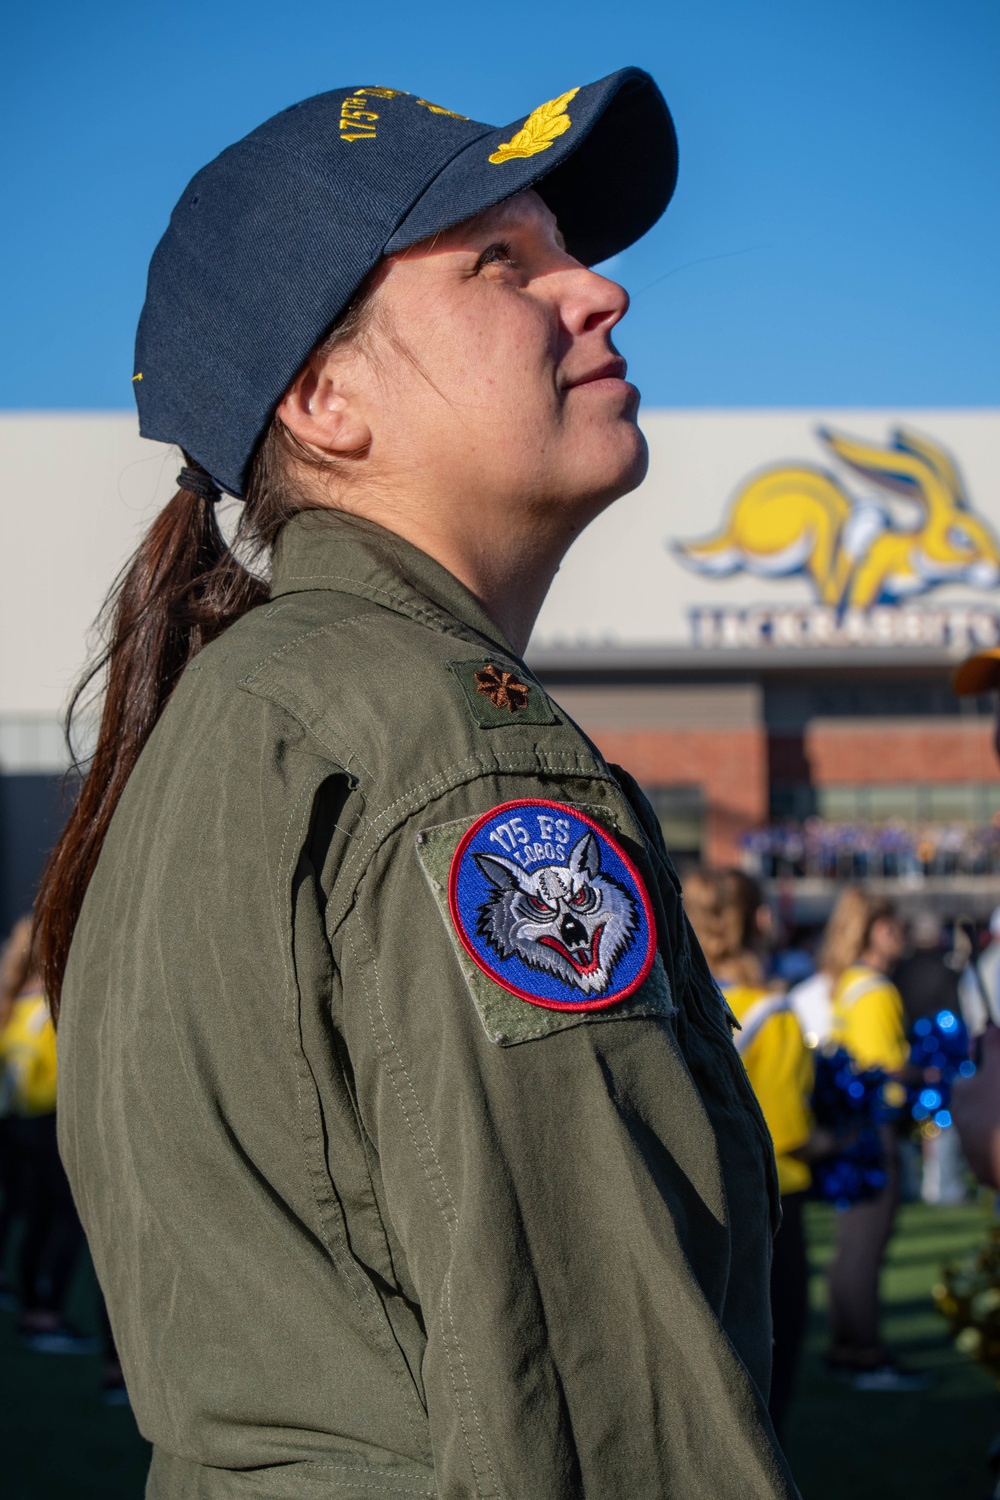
582, 726, 769, 865
546, 688, 997, 868
804, 718, 1000, 784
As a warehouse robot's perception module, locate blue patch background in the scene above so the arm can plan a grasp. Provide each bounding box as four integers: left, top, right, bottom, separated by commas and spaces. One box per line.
450, 801, 654, 1008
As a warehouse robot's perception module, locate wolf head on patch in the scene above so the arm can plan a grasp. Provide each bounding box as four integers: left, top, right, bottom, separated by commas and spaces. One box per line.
474, 832, 638, 996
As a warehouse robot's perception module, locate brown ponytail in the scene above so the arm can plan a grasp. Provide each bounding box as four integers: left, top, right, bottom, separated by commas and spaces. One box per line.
35, 280, 379, 1017
34, 467, 268, 1016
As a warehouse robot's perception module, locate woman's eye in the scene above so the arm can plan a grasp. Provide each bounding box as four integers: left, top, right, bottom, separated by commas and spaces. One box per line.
476, 241, 515, 271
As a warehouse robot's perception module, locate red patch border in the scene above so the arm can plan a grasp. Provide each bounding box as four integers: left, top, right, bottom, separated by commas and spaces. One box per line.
447, 798, 657, 1012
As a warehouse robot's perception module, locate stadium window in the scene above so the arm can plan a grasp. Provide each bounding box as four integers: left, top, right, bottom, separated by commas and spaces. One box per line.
866, 784, 921, 823
812, 783, 1000, 827
642, 785, 705, 865
817, 786, 860, 822
926, 784, 981, 822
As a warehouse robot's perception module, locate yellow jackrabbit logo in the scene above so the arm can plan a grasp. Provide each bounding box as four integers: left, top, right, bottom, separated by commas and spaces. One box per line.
675, 428, 1000, 610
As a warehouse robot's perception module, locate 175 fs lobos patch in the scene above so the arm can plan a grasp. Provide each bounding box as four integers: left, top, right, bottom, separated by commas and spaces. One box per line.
448, 799, 656, 1011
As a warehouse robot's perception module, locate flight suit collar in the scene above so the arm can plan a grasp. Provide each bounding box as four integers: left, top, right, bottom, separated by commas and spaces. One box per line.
270, 508, 516, 656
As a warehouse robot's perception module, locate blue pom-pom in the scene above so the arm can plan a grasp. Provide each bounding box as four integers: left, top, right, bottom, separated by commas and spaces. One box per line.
904, 1009, 971, 1122
810, 1047, 893, 1207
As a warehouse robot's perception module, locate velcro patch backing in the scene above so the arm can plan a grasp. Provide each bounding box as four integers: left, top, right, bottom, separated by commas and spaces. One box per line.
416, 803, 675, 1046
448, 658, 557, 728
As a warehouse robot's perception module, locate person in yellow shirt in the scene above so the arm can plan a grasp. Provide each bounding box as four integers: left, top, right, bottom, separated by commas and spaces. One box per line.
684, 868, 813, 1439
731, 984, 815, 1197
0, 968, 58, 1118
821, 889, 926, 1390
832, 960, 909, 1079
0, 918, 93, 1354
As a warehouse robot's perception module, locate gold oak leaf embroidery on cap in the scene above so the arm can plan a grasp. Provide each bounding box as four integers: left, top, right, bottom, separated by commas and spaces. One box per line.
488, 88, 580, 164
474, 664, 531, 713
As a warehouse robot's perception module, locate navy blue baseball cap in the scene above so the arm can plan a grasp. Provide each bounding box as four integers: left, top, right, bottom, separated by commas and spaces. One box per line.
133, 68, 678, 499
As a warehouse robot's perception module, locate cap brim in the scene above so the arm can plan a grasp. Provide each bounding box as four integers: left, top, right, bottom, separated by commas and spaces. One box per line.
953, 649, 1000, 695
385, 68, 677, 266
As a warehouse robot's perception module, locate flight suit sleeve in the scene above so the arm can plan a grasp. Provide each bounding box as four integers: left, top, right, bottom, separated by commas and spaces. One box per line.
332, 779, 799, 1500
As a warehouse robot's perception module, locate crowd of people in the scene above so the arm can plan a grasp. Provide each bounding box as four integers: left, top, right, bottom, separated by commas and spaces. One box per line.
741, 817, 1000, 882
682, 871, 997, 1434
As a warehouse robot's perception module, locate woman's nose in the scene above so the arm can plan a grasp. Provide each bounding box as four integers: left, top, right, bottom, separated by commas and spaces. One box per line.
561, 265, 630, 337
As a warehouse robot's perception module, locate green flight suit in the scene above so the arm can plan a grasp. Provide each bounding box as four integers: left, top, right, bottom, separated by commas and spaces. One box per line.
58, 509, 800, 1500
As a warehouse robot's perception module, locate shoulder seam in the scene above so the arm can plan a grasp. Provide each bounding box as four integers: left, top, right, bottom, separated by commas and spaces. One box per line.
326, 752, 620, 934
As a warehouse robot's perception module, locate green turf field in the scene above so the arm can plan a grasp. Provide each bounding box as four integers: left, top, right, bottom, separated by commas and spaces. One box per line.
1, 1200, 997, 1498
0, 1253, 149, 1500
784, 1199, 1000, 1499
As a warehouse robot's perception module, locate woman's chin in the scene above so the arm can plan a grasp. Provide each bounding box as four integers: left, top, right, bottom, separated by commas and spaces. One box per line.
594, 424, 649, 502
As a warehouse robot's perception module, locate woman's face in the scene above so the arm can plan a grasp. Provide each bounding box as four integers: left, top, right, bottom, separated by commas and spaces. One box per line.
329, 190, 647, 527
868, 915, 905, 967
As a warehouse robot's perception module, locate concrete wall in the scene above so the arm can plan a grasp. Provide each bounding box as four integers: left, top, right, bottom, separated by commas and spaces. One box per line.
2, 410, 998, 918
0, 414, 176, 722
534, 409, 1000, 652
3, 408, 999, 726
0, 414, 177, 935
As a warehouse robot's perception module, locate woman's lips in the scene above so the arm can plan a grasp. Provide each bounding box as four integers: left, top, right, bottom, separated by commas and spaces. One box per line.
565, 356, 628, 389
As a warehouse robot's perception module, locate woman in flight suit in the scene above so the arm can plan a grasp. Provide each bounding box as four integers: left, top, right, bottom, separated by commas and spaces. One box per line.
36, 74, 800, 1498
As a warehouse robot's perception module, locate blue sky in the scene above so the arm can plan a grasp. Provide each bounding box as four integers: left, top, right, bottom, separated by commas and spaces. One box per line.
3, 0, 997, 409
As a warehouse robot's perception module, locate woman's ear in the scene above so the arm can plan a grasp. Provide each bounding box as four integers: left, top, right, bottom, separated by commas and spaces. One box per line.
276, 353, 373, 461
